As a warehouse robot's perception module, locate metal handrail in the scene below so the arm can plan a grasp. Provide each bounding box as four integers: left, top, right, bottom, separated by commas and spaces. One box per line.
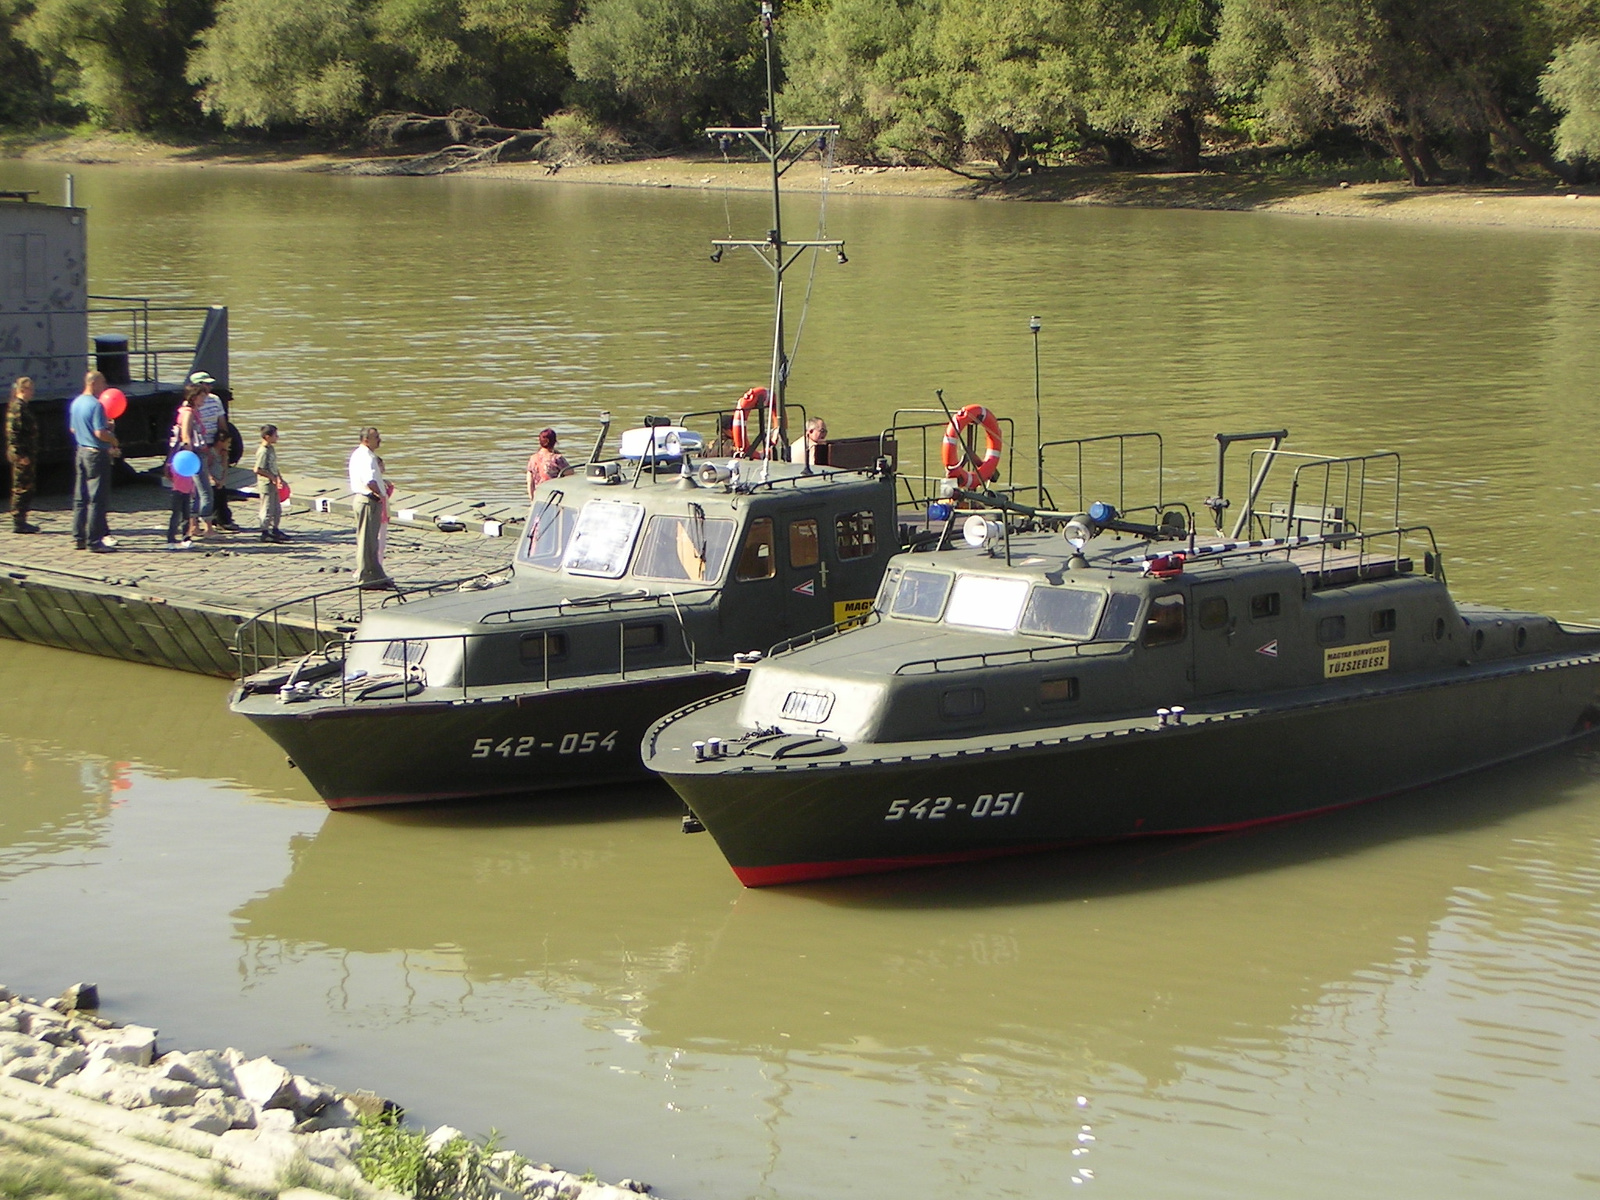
258, 589, 707, 705
888, 413, 1018, 510
769, 611, 882, 658
478, 584, 720, 624
895, 639, 1131, 676
1112, 523, 1445, 585
1038, 431, 1164, 515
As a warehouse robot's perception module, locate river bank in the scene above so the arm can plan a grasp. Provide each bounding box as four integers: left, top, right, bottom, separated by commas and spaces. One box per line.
0, 984, 660, 1200
4, 128, 1597, 233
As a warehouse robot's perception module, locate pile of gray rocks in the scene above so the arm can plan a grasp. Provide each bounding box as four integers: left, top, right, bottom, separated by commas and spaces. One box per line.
0, 983, 659, 1200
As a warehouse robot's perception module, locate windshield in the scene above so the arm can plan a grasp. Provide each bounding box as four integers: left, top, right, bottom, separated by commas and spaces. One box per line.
561, 501, 646, 578
633, 512, 736, 582
1018, 586, 1105, 639
944, 575, 1031, 632
888, 569, 953, 620
521, 498, 575, 570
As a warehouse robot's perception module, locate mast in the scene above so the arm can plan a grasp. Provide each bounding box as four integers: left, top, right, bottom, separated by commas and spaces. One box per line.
706, 0, 843, 468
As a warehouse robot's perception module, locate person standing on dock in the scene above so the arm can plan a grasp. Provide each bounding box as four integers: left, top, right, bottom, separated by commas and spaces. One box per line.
191, 372, 238, 534
5, 377, 39, 534
69, 371, 118, 552
348, 426, 393, 589
526, 428, 571, 499
255, 425, 289, 544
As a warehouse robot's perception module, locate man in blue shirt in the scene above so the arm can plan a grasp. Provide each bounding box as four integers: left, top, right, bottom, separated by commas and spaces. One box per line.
69, 371, 119, 552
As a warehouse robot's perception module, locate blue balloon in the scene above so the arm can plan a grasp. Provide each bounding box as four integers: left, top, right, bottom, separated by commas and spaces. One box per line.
172, 449, 201, 478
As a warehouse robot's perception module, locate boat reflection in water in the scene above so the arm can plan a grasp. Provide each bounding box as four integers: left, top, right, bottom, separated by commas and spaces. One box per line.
228, 742, 1600, 1195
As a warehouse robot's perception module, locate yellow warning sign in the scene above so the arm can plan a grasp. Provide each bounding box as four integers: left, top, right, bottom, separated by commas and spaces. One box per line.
1323, 639, 1390, 678
834, 597, 874, 627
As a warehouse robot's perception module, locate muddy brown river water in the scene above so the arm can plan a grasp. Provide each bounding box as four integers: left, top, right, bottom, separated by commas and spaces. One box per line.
2, 161, 1599, 1198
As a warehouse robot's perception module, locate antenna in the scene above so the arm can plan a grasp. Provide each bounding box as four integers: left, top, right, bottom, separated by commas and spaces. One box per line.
1029, 315, 1041, 505
706, 0, 845, 477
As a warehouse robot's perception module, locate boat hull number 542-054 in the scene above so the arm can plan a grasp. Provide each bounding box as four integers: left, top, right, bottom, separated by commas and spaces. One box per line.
885, 792, 1024, 821
470, 731, 619, 759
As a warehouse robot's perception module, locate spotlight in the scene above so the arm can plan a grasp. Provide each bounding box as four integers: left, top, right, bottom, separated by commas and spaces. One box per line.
836, 249, 848, 264
710, 247, 724, 263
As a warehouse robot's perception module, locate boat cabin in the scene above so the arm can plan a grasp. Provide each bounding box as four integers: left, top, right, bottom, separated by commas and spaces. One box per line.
338, 449, 895, 695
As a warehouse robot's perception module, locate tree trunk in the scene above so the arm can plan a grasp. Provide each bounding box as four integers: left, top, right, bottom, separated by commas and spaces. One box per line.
1459, 128, 1493, 182
1416, 138, 1443, 183
1387, 131, 1428, 187
1168, 108, 1202, 172
1102, 135, 1138, 168
1482, 94, 1572, 183
998, 129, 1023, 178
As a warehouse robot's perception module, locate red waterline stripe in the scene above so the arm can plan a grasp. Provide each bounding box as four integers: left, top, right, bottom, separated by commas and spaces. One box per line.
727, 793, 1396, 886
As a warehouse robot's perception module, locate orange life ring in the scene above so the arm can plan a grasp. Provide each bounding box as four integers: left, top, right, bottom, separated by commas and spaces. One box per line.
730, 386, 768, 454
941, 404, 1003, 489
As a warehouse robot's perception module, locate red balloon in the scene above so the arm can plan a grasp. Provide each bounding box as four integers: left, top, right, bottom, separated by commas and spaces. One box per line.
100, 388, 127, 419
277, 481, 291, 502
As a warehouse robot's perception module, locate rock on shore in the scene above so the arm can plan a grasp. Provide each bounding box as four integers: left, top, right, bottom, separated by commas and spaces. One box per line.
0, 983, 662, 1200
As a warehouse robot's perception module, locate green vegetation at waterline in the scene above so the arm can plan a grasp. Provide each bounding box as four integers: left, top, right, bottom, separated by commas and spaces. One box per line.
0, 0, 1596, 182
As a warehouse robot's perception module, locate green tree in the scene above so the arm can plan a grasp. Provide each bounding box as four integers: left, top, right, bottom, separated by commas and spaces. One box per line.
1214, 0, 1570, 183
17, 0, 212, 128
189, 0, 371, 128
778, 0, 945, 162
1542, 37, 1600, 160
0, 0, 58, 124
568, 0, 762, 141
369, 0, 569, 125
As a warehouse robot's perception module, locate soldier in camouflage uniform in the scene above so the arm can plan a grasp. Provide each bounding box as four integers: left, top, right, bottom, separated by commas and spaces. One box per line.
5, 376, 39, 534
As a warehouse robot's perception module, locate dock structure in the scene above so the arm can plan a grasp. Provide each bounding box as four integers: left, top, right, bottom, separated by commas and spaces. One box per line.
0, 471, 523, 678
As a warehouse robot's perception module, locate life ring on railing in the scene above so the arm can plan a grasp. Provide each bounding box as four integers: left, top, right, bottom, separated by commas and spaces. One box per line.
730, 386, 768, 455
941, 404, 1003, 489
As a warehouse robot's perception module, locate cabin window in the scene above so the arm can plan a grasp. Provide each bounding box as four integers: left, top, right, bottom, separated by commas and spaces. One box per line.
945, 575, 1030, 632
1100, 593, 1144, 641
789, 519, 820, 568
632, 514, 736, 582
518, 632, 569, 663
1199, 596, 1229, 631
1143, 594, 1186, 647
835, 510, 877, 560
940, 687, 986, 719
1472, 629, 1485, 652
1318, 615, 1346, 643
1435, 617, 1447, 641
522, 501, 575, 570
1515, 626, 1528, 650
1039, 676, 1079, 704
1251, 592, 1281, 619
623, 623, 664, 650
735, 518, 776, 581
1371, 608, 1396, 634
1019, 586, 1103, 639
562, 501, 646, 578
890, 569, 953, 620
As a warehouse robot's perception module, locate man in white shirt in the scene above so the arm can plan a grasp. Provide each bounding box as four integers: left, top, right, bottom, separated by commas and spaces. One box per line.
347, 426, 392, 589
789, 417, 827, 468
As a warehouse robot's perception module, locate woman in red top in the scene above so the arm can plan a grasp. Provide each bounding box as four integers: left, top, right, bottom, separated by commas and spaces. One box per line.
526, 428, 571, 499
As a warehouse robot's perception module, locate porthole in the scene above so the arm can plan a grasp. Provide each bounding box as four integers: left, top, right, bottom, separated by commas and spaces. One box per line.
1434, 617, 1446, 641
1472, 629, 1485, 652
1515, 626, 1527, 650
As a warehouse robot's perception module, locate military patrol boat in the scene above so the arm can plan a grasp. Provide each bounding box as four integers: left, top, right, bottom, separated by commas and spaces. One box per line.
228, 3, 907, 809
230, 429, 897, 808
645, 432, 1600, 885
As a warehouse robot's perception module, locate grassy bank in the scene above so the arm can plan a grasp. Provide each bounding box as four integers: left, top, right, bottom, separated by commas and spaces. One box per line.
4, 127, 1598, 233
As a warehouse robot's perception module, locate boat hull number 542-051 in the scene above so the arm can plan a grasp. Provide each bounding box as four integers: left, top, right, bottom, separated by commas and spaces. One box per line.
885, 792, 1024, 821
470, 731, 619, 759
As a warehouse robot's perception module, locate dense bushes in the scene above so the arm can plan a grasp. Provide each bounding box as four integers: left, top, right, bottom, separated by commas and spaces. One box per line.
0, 0, 1595, 179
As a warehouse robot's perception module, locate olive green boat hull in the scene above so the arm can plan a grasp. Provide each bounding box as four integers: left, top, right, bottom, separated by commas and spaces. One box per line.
234, 670, 738, 809
651, 655, 1600, 885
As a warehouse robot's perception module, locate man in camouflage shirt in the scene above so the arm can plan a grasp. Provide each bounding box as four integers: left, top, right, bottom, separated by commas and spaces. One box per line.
5, 376, 39, 534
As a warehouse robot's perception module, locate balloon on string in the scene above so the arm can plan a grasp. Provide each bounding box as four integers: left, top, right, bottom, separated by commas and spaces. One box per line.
171, 449, 201, 478
277, 481, 291, 502
100, 388, 127, 419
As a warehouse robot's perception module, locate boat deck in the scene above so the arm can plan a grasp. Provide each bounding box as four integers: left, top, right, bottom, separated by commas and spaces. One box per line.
0, 470, 521, 677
